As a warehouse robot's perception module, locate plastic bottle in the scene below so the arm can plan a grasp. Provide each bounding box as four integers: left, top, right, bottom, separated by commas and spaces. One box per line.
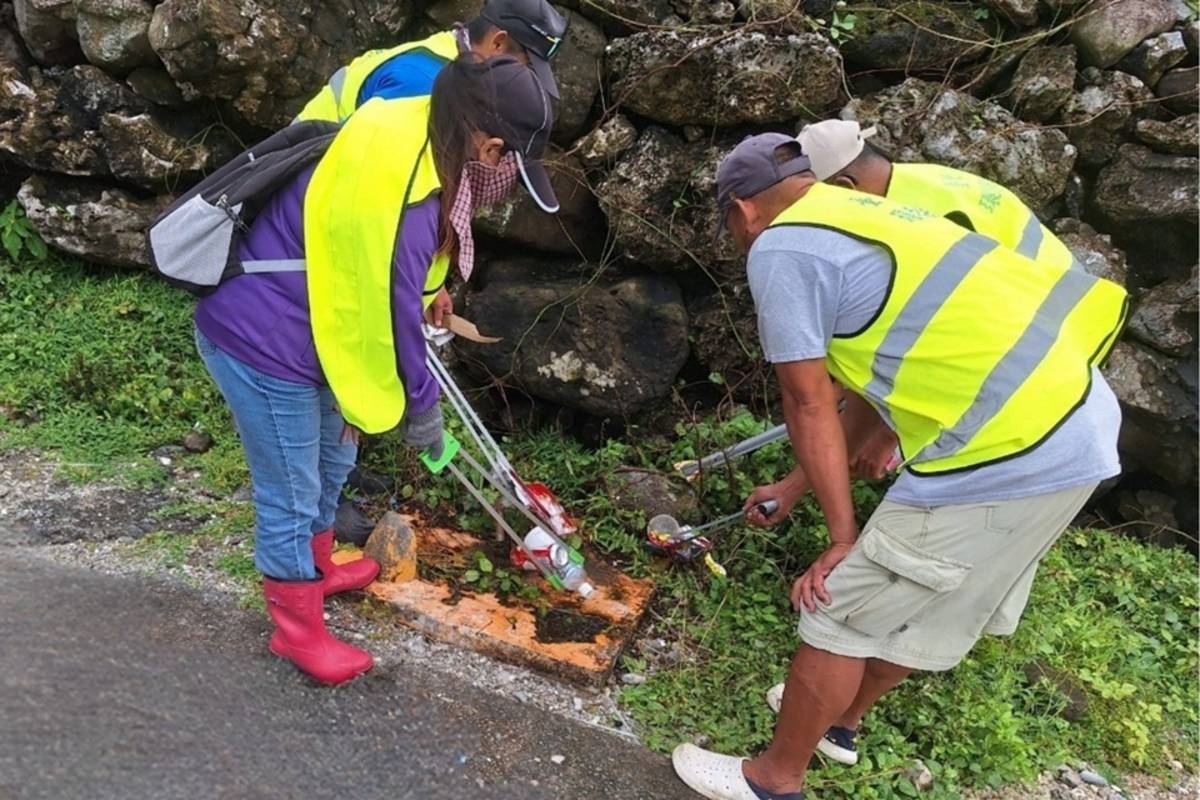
518, 527, 595, 598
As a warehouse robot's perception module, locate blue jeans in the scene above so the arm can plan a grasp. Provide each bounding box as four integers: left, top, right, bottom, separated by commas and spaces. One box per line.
195, 327, 357, 581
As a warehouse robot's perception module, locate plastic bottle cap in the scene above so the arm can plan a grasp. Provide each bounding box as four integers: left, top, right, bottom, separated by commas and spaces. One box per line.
578, 582, 595, 598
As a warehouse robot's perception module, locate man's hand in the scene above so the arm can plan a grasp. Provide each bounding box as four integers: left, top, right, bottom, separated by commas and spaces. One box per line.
791, 542, 855, 612
427, 287, 453, 328
852, 427, 900, 480
341, 424, 362, 447
744, 474, 807, 526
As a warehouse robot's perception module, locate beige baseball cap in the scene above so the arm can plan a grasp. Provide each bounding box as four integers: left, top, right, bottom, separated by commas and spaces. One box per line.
796, 120, 878, 181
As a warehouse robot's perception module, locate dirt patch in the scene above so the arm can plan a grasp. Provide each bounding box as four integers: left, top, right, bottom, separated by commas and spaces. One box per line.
535, 607, 611, 644
0, 450, 195, 545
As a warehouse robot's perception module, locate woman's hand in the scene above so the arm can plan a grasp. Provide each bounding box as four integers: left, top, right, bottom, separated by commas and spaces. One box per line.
744, 474, 807, 527
791, 542, 855, 612
341, 424, 362, 447
428, 287, 453, 328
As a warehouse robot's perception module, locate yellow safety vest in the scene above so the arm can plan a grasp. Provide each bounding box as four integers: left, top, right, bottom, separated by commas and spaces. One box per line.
886, 162, 1074, 270
768, 183, 1128, 475
304, 96, 450, 434
296, 30, 460, 124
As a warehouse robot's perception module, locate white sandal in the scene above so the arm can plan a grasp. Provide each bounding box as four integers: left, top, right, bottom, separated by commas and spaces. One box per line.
671, 743, 760, 800
766, 683, 785, 713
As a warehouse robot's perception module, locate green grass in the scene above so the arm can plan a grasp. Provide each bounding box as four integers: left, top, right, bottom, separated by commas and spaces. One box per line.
2, 225, 1195, 798
486, 422, 1199, 797
0, 231, 246, 492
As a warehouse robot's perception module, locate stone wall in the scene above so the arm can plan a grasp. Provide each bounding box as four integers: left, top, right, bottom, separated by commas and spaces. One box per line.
3, 0, 1196, 535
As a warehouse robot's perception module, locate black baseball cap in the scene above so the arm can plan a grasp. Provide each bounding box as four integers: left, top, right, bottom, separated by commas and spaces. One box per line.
480, 0, 568, 99
716, 133, 812, 231
477, 57, 559, 213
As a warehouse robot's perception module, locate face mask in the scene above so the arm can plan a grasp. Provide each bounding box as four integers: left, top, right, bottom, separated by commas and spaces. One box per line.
448, 152, 520, 281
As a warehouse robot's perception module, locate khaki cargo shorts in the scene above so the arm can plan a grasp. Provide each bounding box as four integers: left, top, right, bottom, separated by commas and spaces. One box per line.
797, 482, 1097, 671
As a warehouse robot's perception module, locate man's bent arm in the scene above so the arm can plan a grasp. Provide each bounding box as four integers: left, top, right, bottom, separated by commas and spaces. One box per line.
777, 359, 858, 544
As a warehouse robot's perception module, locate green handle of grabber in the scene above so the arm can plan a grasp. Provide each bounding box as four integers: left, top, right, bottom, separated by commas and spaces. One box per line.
420, 431, 461, 474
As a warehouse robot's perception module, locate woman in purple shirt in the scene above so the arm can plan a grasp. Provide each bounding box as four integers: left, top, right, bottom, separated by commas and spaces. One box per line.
194, 56, 558, 685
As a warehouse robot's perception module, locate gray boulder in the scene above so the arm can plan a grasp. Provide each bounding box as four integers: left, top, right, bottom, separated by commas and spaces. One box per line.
74, 0, 156, 75
1116, 30, 1187, 86
1156, 66, 1199, 114
1042, 0, 1088, 11
843, 78, 1076, 212
1128, 266, 1198, 356
1091, 144, 1198, 281
986, 0, 1039, 26
1135, 113, 1199, 154
1059, 69, 1155, 169
98, 112, 215, 189
1009, 45, 1078, 122
736, 0, 808, 33
1070, 0, 1175, 67
839, 1, 990, 71
147, 0, 415, 129
423, 0, 481, 27
594, 126, 740, 274
551, 8, 606, 143
459, 259, 689, 418
687, 285, 776, 405
125, 65, 184, 107
17, 174, 168, 268
574, 113, 637, 167
683, 0, 738, 23
0, 60, 227, 189
1051, 218, 1129, 285
1102, 340, 1197, 487
555, 0, 673, 32
606, 468, 700, 521
13, 0, 78, 65
474, 149, 605, 258
606, 29, 842, 127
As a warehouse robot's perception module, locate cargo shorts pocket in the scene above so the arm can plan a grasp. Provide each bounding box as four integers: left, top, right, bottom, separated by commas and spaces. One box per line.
821, 524, 972, 638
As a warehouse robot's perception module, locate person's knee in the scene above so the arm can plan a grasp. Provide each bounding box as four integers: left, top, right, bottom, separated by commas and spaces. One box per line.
785, 647, 864, 714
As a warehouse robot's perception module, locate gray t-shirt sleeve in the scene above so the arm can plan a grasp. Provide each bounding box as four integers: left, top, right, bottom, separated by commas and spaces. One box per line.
747, 244, 842, 364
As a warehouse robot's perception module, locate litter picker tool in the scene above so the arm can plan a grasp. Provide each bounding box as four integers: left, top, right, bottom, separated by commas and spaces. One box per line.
674, 424, 789, 482
425, 342, 578, 540
645, 500, 779, 577
420, 433, 573, 591
421, 339, 589, 594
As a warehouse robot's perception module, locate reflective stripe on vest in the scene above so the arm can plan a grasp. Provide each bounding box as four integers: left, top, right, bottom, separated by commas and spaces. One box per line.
304, 96, 443, 434
768, 183, 1128, 475
295, 31, 459, 124
241, 257, 448, 303
886, 163, 1075, 271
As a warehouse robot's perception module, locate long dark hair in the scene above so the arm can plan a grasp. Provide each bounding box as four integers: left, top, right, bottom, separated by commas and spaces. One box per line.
429, 56, 504, 266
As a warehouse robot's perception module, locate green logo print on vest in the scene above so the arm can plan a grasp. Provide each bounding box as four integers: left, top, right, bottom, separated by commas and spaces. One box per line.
886, 162, 1074, 269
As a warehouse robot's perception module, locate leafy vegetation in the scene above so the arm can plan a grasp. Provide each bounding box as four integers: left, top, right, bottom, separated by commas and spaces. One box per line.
2, 242, 1195, 798
0, 238, 245, 491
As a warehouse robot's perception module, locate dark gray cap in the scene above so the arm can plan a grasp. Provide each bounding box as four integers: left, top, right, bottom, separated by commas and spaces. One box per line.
481, 0, 568, 99
716, 133, 812, 226
477, 56, 559, 213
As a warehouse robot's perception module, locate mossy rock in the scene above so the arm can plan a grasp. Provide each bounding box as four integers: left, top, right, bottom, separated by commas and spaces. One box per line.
839, 0, 992, 71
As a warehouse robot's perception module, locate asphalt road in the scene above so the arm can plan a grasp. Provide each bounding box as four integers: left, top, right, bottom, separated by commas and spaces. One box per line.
0, 550, 695, 800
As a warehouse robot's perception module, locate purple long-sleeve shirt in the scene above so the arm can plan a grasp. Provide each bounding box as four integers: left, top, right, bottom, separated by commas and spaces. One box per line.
195, 162, 442, 416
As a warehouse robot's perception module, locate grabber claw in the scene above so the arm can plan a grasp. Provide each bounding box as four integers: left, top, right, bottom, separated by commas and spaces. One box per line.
420, 430, 461, 474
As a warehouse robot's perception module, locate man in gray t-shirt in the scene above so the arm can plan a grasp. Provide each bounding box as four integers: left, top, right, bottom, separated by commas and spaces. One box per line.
669, 134, 1123, 800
